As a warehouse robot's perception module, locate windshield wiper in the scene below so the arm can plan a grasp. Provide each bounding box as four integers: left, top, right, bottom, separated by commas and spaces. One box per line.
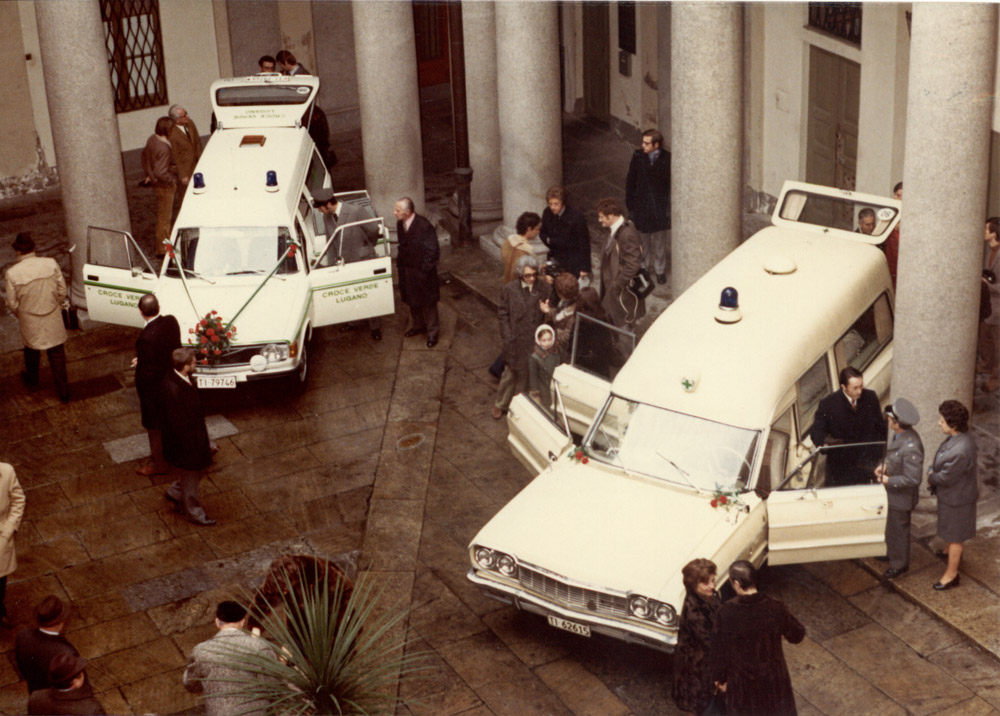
226, 269, 265, 275
655, 451, 707, 495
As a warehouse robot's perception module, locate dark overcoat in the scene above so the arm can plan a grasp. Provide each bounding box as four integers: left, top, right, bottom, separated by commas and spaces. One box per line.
396, 214, 440, 308
540, 205, 592, 276
625, 148, 671, 233
15, 628, 80, 693
160, 371, 212, 471
498, 279, 552, 374
710, 592, 805, 716
672, 590, 721, 714
809, 388, 886, 483
135, 314, 180, 429
599, 221, 645, 328
28, 684, 105, 715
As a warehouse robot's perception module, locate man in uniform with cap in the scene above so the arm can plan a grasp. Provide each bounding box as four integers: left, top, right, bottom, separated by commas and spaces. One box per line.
15, 595, 81, 693
874, 397, 924, 579
5, 232, 70, 402
313, 188, 384, 340
27, 652, 104, 715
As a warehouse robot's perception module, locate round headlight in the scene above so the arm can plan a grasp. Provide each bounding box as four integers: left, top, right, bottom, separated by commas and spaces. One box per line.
497, 554, 517, 576
629, 596, 650, 619
474, 547, 496, 570
261, 343, 289, 363
655, 602, 677, 626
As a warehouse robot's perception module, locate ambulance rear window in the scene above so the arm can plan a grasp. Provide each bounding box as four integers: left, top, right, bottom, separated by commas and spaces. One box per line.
215, 85, 313, 107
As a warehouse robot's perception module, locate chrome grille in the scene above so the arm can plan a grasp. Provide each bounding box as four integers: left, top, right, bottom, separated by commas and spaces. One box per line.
196, 345, 264, 367
518, 567, 628, 618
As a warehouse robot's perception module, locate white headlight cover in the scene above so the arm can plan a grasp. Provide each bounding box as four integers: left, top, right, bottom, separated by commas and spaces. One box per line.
497, 554, 517, 576
261, 343, 289, 363
655, 602, 677, 626
629, 596, 650, 619
474, 546, 496, 570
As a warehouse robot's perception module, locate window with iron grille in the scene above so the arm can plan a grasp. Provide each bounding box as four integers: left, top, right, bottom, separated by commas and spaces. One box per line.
100, 0, 168, 113
807, 3, 862, 46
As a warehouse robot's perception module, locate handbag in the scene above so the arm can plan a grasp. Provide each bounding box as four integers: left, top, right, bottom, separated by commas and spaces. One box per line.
628, 267, 654, 299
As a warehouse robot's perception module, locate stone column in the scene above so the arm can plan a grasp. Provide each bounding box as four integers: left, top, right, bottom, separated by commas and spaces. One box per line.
463, 1, 502, 222
892, 3, 997, 450
36, 0, 131, 309
656, 3, 672, 151
670, 3, 742, 294
352, 1, 424, 216
494, 1, 561, 249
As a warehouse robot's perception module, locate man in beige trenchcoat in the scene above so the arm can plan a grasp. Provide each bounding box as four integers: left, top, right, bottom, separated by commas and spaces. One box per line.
0, 464, 25, 628
5, 233, 70, 402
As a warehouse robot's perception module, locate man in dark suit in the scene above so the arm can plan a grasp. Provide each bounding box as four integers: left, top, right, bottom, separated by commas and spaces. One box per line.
133, 295, 180, 476
15, 596, 80, 693
394, 197, 440, 348
27, 653, 104, 715
161, 348, 216, 526
596, 197, 645, 332
276, 50, 309, 76
810, 366, 887, 486
313, 188, 383, 340
625, 129, 671, 284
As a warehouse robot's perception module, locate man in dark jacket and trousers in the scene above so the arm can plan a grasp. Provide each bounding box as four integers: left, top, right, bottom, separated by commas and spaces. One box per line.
625, 129, 671, 284
492, 255, 552, 420
810, 366, 887, 486
874, 397, 923, 579
161, 347, 216, 525
27, 653, 104, 715
394, 197, 440, 347
15, 596, 81, 693
133, 294, 180, 476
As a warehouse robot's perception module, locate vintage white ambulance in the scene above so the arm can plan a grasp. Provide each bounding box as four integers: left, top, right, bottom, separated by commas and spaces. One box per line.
84, 75, 393, 388
468, 182, 901, 651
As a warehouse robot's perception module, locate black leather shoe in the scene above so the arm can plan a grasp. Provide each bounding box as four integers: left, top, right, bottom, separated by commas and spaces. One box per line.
935, 550, 949, 560
933, 576, 960, 590
404, 328, 426, 338
426, 337, 438, 348
371, 329, 382, 341
656, 273, 667, 284
883, 566, 908, 579
20, 372, 38, 390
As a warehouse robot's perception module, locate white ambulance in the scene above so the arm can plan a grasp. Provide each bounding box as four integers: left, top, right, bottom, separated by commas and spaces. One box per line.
84, 75, 393, 388
468, 182, 901, 651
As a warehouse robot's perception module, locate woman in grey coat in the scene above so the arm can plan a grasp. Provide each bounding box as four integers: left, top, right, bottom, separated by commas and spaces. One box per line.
927, 400, 978, 590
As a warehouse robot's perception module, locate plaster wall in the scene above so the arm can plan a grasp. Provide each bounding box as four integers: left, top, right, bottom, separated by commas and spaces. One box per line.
608, 4, 643, 131
277, 0, 316, 73
227, 0, 280, 76
758, 4, 908, 199
17, 0, 55, 169
312, 0, 360, 132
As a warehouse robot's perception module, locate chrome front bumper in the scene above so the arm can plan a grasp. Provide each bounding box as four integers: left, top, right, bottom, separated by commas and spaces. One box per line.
466, 569, 677, 652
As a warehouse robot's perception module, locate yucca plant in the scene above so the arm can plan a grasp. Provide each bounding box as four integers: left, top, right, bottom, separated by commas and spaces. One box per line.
195, 558, 426, 715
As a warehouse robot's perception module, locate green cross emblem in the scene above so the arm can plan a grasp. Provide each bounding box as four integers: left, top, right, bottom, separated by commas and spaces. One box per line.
681, 378, 694, 391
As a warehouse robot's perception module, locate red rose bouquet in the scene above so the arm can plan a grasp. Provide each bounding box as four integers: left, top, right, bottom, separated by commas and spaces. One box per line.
187, 310, 236, 365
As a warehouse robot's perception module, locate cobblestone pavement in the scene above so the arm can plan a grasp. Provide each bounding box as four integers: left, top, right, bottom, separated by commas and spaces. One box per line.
0, 111, 998, 715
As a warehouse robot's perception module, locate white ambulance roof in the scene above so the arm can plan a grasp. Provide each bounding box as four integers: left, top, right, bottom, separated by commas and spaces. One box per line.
612, 226, 893, 429
174, 126, 313, 228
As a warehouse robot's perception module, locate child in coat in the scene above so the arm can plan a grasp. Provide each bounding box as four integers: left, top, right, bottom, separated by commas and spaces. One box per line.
528, 325, 560, 411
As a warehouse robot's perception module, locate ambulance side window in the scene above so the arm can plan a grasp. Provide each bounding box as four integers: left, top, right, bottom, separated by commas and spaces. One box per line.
833, 293, 893, 375
294, 219, 308, 273
306, 151, 327, 194
761, 407, 793, 495
797, 353, 831, 440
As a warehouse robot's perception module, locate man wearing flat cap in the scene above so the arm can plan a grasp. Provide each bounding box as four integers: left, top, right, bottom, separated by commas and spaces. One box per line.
4, 232, 70, 402
874, 397, 924, 579
27, 652, 104, 715
312, 188, 384, 340
15, 595, 81, 693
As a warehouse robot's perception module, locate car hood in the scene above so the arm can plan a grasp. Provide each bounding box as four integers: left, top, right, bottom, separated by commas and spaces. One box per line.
473, 461, 744, 603
155, 275, 308, 344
